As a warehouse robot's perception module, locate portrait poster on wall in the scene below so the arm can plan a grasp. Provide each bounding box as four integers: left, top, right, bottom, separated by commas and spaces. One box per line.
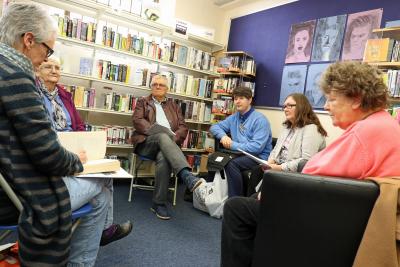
279, 65, 308, 105
285, 20, 316, 64
311, 15, 347, 62
304, 63, 330, 109
341, 8, 383, 61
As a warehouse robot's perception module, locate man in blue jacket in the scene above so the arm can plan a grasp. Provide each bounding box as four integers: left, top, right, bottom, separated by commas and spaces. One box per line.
210, 86, 272, 197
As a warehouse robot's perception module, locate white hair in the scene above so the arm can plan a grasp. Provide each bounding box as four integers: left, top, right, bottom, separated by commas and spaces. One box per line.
151, 74, 168, 87
0, 2, 58, 47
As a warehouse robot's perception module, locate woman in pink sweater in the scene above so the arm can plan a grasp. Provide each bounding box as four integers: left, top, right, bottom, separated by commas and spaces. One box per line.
221, 61, 400, 267
302, 61, 400, 178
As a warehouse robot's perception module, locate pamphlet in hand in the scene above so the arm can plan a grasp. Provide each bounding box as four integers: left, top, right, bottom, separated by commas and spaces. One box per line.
148, 123, 176, 138
238, 149, 271, 169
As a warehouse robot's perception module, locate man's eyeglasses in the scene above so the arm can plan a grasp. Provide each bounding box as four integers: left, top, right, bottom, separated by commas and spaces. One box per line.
41, 42, 54, 58
282, 104, 296, 110
151, 83, 167, 88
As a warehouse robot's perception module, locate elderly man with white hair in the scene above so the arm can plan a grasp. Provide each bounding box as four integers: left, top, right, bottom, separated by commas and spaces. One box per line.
132, 74, 204, 220
0, 3, 118, 266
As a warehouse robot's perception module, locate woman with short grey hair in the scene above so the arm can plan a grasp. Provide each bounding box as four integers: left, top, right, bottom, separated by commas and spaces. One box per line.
0, 3, 83, 266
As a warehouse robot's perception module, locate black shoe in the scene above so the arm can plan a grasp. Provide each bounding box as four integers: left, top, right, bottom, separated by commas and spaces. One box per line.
150, 204, 171, 220
100, 221, 133, 246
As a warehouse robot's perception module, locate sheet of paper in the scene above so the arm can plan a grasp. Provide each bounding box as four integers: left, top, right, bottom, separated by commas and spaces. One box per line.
238, 149, 271, 168
0, 243, 15, 252
58, 131, 107, 161
76, 168, 133, 179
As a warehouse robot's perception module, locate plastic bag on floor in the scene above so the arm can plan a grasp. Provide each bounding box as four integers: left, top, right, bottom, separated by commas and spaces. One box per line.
193, 170, 228, 219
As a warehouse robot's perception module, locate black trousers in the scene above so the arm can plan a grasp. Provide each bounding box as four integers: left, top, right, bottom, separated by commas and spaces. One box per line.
221, 196, 260, 267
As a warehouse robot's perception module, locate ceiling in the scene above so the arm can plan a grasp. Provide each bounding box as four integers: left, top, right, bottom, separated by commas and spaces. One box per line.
213, 0, 266, 10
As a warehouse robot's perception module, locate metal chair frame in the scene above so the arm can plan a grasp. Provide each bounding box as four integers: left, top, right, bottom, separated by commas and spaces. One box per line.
128, 154, 178, 206
0, 173, 92, 242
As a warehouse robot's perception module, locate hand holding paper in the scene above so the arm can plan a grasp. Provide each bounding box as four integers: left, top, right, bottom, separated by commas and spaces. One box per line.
238, 149, 271, 169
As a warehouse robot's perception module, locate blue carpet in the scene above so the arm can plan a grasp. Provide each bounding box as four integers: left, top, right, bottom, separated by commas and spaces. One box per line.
95, 181, 221, 267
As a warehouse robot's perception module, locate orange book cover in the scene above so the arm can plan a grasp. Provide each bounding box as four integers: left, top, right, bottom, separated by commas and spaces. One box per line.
363, 38, 394, 62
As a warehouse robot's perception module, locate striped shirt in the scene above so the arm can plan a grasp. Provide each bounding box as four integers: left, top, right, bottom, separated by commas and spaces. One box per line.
0, 43, 83, 266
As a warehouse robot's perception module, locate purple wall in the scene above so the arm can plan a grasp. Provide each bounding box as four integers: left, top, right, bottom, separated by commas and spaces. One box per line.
228, 0, 400, 107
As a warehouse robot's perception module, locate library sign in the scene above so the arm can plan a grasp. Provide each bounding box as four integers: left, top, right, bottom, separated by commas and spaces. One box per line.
174, 19, 190, 39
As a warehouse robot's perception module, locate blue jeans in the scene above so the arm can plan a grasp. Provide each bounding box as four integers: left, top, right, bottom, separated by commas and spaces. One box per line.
63, 177, 113, 267
224, 156, 258, 197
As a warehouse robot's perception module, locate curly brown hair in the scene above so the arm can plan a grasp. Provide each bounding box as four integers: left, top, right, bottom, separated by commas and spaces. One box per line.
283, 93, 327, 136
320, 61, 389, 111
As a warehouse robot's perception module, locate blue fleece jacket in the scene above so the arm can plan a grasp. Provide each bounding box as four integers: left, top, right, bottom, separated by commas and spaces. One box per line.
210, 108, 272, 159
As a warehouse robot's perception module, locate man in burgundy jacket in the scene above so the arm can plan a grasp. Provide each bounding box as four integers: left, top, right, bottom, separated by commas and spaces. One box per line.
132, 75, 203, 219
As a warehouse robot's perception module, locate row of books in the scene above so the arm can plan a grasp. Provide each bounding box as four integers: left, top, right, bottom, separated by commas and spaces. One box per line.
103, 92, 137, 112
63, 85, 137, 112
212, 96, 235, 115
173, 99, 212, 123
363, 38, 400, 63
160, 72, 213, 98
95, 60, 131, 83
54, 15, 96, 43
214, 78, 240, 93
182, 130, 209, 150
383, 70, 400, 97
87, 125, 134, 145
98, 26, 214, 71
213, 78, 256, 94
218, 56, 256, 75
63, 85, 96, 108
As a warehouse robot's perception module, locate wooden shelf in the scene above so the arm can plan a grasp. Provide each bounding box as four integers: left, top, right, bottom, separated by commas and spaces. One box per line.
185, 120, 212, 125
218, 71, 255, 79
367, 62, 400, 68
182, 148, 206, 152
76, 107, 133, 116
373, 27, 400, 39
213, 92, 232, 96
224, 51, 254, 59
389, 97, 400, 103
107, 144, 133, 149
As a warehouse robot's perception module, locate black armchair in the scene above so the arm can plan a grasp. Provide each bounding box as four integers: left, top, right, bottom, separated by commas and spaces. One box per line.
252, 171, 379, 267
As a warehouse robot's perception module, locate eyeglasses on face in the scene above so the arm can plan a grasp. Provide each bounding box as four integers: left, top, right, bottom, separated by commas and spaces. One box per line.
151, 83, 167, 88
41, 42, 54, 58
282, 104, 296, 110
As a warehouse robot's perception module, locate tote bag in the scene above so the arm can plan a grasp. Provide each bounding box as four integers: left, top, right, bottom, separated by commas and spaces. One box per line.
193, 170, 228, 218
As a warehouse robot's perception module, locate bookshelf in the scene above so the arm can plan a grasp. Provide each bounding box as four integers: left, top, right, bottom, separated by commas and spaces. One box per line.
211, 51, 256, 122
366, 27, 400, 118
30, 0, 224, 176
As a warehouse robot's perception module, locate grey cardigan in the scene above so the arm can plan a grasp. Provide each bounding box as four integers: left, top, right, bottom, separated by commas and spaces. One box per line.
268, 124, 326, 172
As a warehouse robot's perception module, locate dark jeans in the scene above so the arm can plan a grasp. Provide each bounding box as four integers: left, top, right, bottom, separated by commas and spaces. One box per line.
221, 196, 259, 267
135, 133, 190, 205
225, 156, 258, 197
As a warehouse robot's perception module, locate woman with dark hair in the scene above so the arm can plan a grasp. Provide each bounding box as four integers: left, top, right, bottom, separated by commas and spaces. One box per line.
285, 22, 315, 63
246, 93, 326, 195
